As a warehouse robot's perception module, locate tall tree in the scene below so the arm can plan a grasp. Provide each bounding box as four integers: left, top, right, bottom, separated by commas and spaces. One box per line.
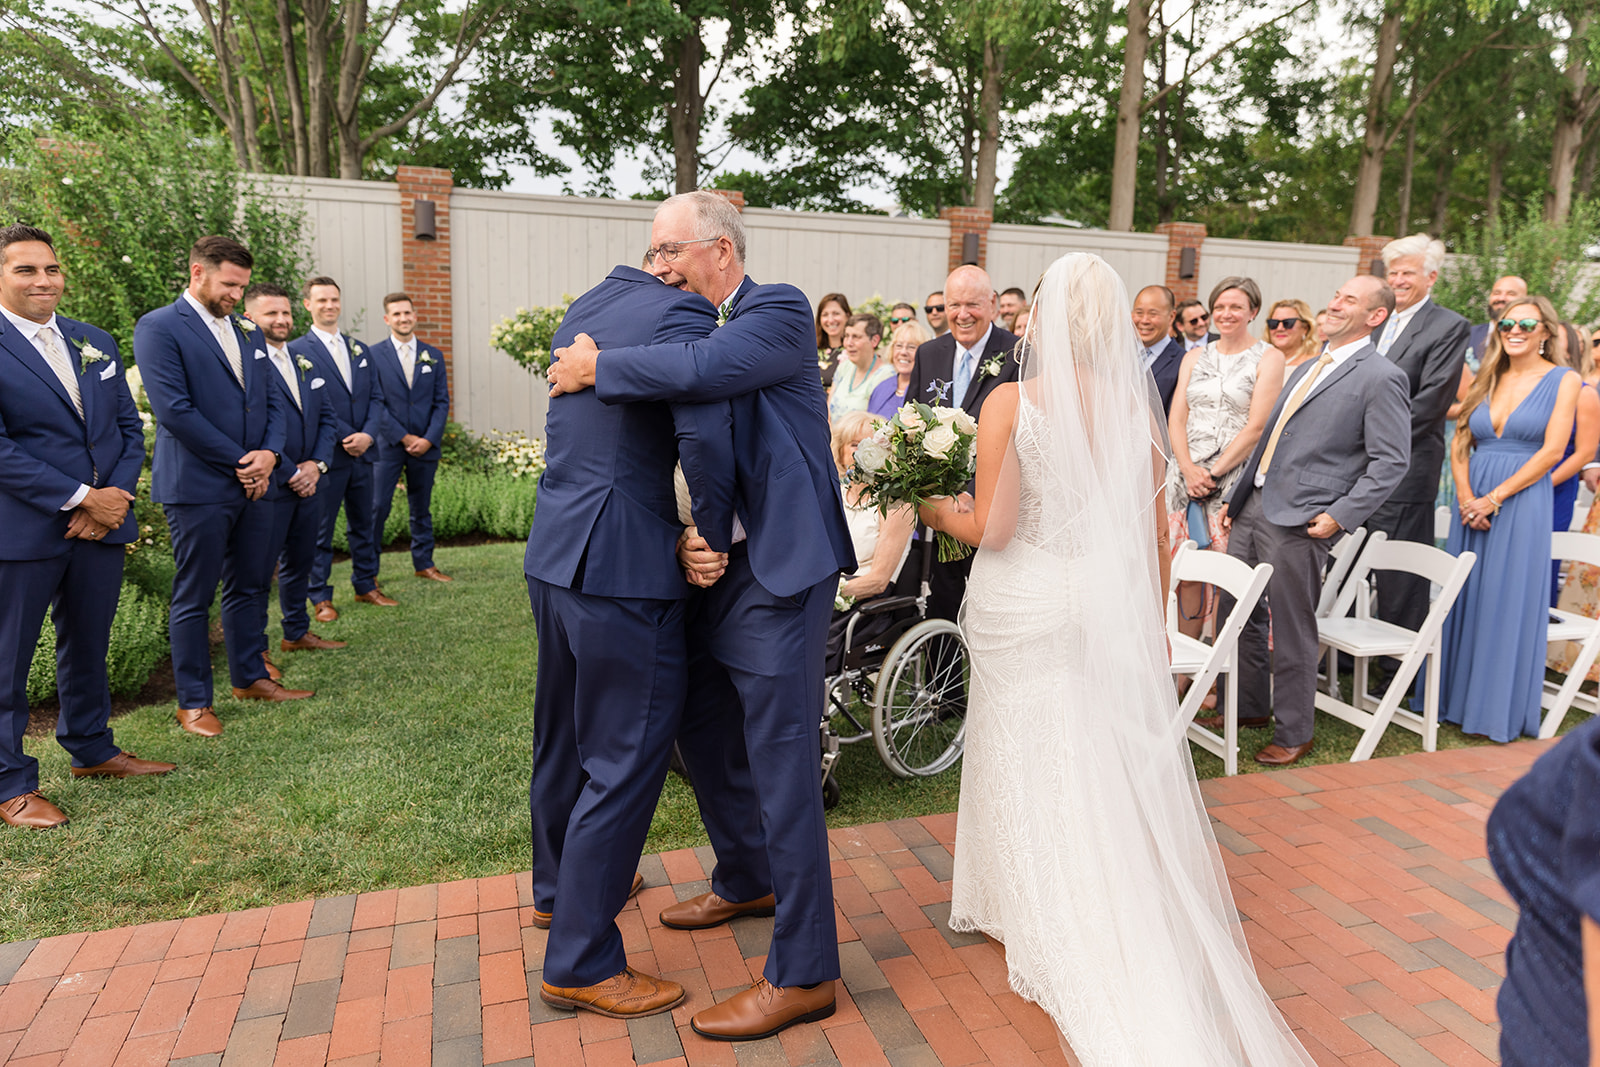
1547, 4, 1600, 223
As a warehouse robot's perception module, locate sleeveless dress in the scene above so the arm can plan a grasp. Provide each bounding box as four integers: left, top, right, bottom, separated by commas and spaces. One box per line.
954, 399, 1313, 1066
1438, 366, 1574, 741
1166, 339, 1268, 554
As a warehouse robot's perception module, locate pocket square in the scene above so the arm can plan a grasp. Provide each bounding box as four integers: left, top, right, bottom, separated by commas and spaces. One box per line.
254, 349, 268, 359
420, 364, 432, 373
98, 363, 117, 380
359, 358, 368, 368
311, 377, 326, 389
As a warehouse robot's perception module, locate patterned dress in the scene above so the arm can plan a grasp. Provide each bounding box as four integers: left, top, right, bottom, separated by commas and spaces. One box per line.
1166, 339, 1269, 555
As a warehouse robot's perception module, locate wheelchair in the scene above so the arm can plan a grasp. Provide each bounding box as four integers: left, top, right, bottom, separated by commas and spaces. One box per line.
820, 527, 970, 808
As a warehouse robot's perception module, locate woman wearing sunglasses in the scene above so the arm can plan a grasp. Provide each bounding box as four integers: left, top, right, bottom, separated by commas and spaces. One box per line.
1438, 296, 1581, 742
1262, 298, 1318, 375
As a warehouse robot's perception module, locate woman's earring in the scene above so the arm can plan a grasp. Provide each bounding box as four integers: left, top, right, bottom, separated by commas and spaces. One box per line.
1540, 340, 1548, 357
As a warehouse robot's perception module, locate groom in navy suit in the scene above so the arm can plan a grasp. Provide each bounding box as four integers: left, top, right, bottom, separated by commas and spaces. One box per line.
0, 225, 175, 829
549, 191, 856, 1041
135, 236, 309, 739
524, 266, 734, 1020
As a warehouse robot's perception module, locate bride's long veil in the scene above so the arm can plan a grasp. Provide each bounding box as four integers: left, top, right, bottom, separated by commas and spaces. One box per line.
962, 253, 1314, 1065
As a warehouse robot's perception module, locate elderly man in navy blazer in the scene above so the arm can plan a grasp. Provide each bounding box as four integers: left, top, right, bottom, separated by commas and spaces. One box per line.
290, 276, 395, 620
369, 292, 452, 584
241, 283, 345, 660
0, 225, 175, 829
135, 236, 310, 740
550, 191, 856, 1042
1132, 284, 1186, 413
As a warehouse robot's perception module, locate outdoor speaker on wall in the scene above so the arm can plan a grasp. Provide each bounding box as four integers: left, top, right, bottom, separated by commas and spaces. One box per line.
961, 232, 980, 265
1370, 257, 1384, 276
1178, 246, 1196, 279
414, 199, 437, 241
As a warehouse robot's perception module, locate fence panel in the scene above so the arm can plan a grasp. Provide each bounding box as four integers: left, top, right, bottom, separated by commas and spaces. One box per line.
984, 226, 1171, 297
742, 209, 950, 312
264, 177, 403, 339
1198, 238, 1360, 314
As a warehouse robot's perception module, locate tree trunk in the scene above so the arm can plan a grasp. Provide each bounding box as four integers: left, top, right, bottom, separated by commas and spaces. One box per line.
1349, 1, 1403, 236
1549, 13, 1599, 224
333, 0, 370, 178
303, 0, 332, 177
1396, 119, 1416, 235
1153, 9, 1171, 224
1429, 149, 1454, 235
231, 25, 263, 172
1579, 127, 1600, 197
277, 0, 310, 176
1486, 143, 1507, 231
667, 24, 705, 194
1109, 0, 1152, 230
192, 0, 248, 168
971, 38, 1004, 211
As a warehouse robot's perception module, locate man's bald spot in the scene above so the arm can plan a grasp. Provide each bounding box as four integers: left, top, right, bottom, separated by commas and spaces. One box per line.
946, 264, 992, 301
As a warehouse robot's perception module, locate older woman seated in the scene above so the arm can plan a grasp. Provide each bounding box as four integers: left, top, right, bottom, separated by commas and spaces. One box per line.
828, 411, 916, 662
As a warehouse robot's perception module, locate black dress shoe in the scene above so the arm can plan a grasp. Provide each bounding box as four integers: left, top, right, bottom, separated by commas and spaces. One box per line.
1193, 714, 1271, 730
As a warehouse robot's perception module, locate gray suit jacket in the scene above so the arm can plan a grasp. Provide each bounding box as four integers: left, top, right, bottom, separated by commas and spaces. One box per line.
1227, 344, 1412, 532
1373, 299, 1470, 504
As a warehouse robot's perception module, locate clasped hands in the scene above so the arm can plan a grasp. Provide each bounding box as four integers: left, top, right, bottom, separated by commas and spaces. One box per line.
1458, 493, 1497, 531
65, 486, 135, 540
678, 527, 727, 588
917, 492, 974, 531
547, 334, 600, 397
236, 449, 278, 501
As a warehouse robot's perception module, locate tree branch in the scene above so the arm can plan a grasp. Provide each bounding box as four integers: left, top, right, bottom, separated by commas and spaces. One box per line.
1141, 0, 1314, 114
1378, 24, 1512, 153
359, 1, 504, 150
98, 0, 228, 121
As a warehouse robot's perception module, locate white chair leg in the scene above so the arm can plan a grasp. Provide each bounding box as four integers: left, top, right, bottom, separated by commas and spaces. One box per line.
1224, 665, 1238, 777
1423, 648, 1438, 752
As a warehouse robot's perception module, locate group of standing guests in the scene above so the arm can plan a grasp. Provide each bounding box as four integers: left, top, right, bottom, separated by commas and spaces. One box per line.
0, 226, 452, 830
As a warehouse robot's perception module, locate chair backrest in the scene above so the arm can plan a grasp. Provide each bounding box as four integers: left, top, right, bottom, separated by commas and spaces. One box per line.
1166, 540, 1196, 630
1553, 530, 1600, 570
1172, 546, 1269, 602
1332, 537, 1477, 632
1316, 526, 1369, 618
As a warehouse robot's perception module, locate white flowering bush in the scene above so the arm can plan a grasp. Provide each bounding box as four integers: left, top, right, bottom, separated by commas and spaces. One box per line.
849, 400, 978, 561
490, 299, 572, 376
486, 429, 547, 479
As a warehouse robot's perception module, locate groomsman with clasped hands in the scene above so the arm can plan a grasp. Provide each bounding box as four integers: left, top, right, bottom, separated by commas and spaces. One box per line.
135, 235, 313, 741
0, 224, 175, 829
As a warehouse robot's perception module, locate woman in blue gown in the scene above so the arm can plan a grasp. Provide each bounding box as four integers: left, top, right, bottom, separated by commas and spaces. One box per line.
1438, 296, 1580, 742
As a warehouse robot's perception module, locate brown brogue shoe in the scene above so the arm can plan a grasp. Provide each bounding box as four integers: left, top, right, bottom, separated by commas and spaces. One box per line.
1254, 740, 1315, 767
691, 978, 836, 1041
177, 707, 223, 737
1194, 714, 1271, 731
354, 589, 398, 606
530, 872, 645, 931
0, 790, 68, 829
660, 890, 775, 931
72, 752, 176, 778
261, 652, 282, 681
313, 600, 338, 623
232, 679, 315, 702
540, 966, 684, 1019
281, 632, 347, 651
415, 567, 453, 582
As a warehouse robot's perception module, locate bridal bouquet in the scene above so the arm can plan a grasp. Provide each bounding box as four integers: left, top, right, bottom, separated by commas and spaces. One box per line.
849, 400, 978, 561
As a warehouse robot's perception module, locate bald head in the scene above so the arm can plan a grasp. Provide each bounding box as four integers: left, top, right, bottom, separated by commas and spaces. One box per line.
1324, 274, 1395, 348
1489, 275, 1528, 319
945, 266, 997, 348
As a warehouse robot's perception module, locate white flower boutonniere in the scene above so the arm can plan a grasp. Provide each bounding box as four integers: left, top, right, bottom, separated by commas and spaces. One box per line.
418, 352, 436, 366
980, 355, 1004, 379
77, 341, 111, 369
236, 317, 256, 334
351, 342, 365, 357
295, 355, 314, 379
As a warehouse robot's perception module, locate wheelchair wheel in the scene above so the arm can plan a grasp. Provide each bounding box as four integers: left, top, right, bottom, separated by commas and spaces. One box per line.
871, 618, 968, 777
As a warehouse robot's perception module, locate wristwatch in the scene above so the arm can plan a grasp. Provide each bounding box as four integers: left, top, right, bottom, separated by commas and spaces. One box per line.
315, 461, 329, 474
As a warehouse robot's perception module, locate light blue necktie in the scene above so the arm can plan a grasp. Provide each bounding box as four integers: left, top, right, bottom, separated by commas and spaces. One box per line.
1377, 314, 1400, 356
953, 347, 975, 404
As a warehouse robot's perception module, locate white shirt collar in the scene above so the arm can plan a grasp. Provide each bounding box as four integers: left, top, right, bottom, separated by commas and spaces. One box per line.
181, 288, 228, 329
0, 304, 57, 340
391, 334, 414, 352
266, 340, 291, 361
1323, 336, 1368, 367
955, 324, 994, 363
312, 325, 344, 348
1389, 293, 1430, 334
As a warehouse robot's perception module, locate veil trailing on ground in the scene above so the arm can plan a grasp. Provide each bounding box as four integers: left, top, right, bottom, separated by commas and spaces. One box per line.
955, 253, 1314, 1065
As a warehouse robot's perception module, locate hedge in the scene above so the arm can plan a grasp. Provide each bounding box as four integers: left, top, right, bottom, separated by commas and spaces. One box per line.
27, 583, 171, 705
333, 467, 539, 553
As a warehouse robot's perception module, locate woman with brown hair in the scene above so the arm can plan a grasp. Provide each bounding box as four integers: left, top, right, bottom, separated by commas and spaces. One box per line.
814, 293, 850, 387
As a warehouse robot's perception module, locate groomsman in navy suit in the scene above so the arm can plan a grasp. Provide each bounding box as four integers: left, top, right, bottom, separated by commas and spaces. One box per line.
0, 225, 175, 829
369, 292, 452, 584
289, 276, 395, 621
135, 236, 312, 739
241, 284, 345, 658
550, 192, 856, 1041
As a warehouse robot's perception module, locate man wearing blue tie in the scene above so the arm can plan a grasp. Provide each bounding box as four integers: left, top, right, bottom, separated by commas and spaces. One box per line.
369, 292, 453, 584
134, 236, 309, 740
0, 225, 176, 829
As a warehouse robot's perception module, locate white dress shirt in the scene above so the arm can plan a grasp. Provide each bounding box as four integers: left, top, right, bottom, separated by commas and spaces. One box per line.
1139, 342, 1164, 373
952, 324, 994, 404
1, 304, 90, 509
1254, 335, 1366, 488
268, 342, 301, 410
1377, 294, 1430, 355
392, 335, 416, 388
181, 289, 245, 387
314, 325, 352, 389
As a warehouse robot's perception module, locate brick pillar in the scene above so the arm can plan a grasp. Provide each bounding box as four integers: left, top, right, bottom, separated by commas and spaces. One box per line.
1155, 222, 1207, 303
397, 166, 454, 415
708, 188, 746, 212
940, 206, 993, 272
1342, 234, 1392, 277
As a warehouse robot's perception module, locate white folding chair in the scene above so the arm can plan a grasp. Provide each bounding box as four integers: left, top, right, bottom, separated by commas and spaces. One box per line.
1434, 505, 1452, 542
1316, 527, 1369, 619
1168, 549, 1273, 776
1543, 531, 1600, 738
1315, 540, 1476, 762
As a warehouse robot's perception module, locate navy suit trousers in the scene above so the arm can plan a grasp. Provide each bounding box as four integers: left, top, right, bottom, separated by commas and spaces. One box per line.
676, 554, 840, 987
165, 500, 278, 708
0, 544, 124, 802
310, 462, 379, 601
270, 491, 323, 642
527, 576, 686, 987
373, 450, 439, 573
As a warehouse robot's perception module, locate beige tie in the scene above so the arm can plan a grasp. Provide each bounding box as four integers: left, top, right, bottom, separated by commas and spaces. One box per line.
400, 343, 415, 388
1258, 351, 1335, 478
36, 326, 84, 419
674, 464, 694, 526
273, 349, 302, 410
328, 335, 352, 389
214, 317, 244, 388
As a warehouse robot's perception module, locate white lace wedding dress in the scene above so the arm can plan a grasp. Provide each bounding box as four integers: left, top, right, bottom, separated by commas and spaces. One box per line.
949, 254, 1314, 1067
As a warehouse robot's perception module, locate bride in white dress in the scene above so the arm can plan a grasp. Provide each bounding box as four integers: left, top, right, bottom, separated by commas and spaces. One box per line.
920, 253, 1314, 1066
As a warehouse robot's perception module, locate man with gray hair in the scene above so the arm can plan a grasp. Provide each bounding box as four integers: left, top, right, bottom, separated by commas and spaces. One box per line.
1368, 233, 1469, 634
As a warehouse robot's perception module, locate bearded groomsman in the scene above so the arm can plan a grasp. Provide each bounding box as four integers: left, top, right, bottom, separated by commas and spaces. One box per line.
369, 292, 453, 584
241, 284, 345, 659
134, 236, 311, 740
290, 276, 395, 621
0, 225, 175, 829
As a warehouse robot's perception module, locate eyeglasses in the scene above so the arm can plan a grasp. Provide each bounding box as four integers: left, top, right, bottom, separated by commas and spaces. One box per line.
643, 237, 718, 266
923, 304, 945, 314
1497, 317, 1541, 333
1266, 317, 1302, 330
889, 315, 914, 324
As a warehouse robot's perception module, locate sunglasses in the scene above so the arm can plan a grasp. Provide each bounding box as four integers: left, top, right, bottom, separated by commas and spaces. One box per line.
1187, 312, 1210, 323
1591, 337, 1600, 348
1266, 317, 1302, 330
924, 304, 945, 314
1497, 318, 1542, 333
889, 315, 914, 324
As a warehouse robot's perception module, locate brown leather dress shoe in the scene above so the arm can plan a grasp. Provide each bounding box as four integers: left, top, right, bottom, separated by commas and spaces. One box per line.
1254, 740, 1315, 767
0, 790, 68, 829
540, 966, 684, 1019
1193, 714, 1271, 730
71, 752, 177, 778
415, 567, 453, 582
313, 601, 339, 623
261, 652, 282, 681
354, 589, 398, 606
231, 679, 315, 701
691, 978, 835, 1041
282, 632, 347, 651
660, 890, 776, 931
530, 872, 644, 930
177, 707, 223, 737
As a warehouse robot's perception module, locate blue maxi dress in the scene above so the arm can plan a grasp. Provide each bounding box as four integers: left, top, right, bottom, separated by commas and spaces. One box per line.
1438, 366, 1574, 742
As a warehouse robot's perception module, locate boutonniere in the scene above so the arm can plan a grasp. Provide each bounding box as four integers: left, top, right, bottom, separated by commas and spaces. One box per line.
351, 342, 365, 357
77, 340, 111, 369
417, 352, 436, 366
235, 317, 256, 334
295, 355, 314, 380
980, 355, 1004, 379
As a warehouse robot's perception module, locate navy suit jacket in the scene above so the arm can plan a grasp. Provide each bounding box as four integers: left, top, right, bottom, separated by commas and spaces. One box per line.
0, 315, 144, 559
526, 266, 736, 601
369, 337, 450, 456
288, 330, 385, 469
596, 275, 856, 599
1366, 298, 1470, 504
906, 326, 1020, 419
263, 352, 337, 499
1149, 336, 1186, 414
133, 297, 286, 505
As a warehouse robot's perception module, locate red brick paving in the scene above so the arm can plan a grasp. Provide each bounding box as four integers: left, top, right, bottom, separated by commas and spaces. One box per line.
0, 741, 1550, 1064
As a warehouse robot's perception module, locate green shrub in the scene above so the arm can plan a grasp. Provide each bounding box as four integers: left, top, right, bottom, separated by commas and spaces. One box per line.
342, 467, 539, 552
27, 583, 170, 704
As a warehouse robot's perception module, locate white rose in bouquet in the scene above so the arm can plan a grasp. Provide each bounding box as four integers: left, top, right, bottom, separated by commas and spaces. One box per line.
854, 435, 891, 473
898, 406, 925, 434
950, 408, 977, 436
922, 424, 958, 458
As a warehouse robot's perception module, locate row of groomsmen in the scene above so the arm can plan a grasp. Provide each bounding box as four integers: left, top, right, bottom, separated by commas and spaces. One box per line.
0, 227, 451, 830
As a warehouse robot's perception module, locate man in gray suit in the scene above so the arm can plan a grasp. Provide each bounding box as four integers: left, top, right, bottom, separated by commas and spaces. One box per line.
1220, 275, 1412, 767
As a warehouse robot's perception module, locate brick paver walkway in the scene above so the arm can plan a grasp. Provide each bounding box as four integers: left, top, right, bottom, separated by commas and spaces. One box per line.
0, 741, 1548, 1066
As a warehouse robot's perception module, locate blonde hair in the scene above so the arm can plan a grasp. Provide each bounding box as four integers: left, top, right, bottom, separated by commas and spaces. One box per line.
1455, 295, 1561, 459
890, 320, 930, 351
1263, 298, 1318, 363
831, 411, 883, 474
